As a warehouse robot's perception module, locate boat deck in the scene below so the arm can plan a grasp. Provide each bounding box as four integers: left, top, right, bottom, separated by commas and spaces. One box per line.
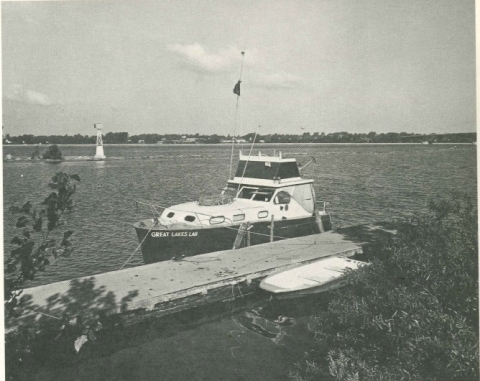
8, 231, 362, 332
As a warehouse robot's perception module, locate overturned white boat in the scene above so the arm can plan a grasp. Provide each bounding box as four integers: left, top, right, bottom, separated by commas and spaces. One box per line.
260, 256, 368, 299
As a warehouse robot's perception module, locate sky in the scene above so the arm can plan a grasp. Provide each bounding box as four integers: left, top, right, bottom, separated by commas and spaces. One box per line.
1, 0, 476, 137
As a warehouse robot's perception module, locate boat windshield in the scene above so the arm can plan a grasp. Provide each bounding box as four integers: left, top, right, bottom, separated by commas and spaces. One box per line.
238, 186, 274, 202
221, 187, 238, 197
237, 187, 258, 199
252, 188, 274, 202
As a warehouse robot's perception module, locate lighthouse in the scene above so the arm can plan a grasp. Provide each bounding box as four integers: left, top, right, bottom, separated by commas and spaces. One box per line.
94, 123, 106, 160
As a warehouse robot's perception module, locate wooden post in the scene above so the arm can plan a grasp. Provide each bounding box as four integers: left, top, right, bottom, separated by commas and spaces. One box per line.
233, 223, 249, 249
315, 211, 325, 233
270, 214, 274, 242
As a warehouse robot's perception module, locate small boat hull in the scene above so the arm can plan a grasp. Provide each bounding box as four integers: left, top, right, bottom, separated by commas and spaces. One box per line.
260, 256, 368, 299
134, 216, 321, 264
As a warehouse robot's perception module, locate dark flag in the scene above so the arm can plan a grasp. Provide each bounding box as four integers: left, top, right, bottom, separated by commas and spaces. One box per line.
233, 80, 241, 96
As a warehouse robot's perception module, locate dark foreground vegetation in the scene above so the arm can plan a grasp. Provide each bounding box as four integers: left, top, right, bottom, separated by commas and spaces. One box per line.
5, 172, 82, 381
291, 194, 478, 381
3, 131, 476, 145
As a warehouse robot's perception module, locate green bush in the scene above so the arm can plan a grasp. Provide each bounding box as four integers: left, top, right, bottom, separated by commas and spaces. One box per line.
5, 172, 80, 380
292, 194, 478, 381
5, 172, 80, 304
43, 144, 63, 160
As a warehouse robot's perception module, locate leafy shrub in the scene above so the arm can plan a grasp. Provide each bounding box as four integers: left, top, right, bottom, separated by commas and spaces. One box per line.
5, 172, 80, 305
43, 144, 63, 160
5, 172, 80, 380
292, 194, 478, 381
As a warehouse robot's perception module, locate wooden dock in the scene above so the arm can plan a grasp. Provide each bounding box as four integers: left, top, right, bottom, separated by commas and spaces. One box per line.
8, 231, 362, 332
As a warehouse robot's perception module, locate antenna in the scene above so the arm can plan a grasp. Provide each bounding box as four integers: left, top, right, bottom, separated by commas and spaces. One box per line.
238, 125, 260, 188
93, 123, 106, 160
229, 51, 246, 179
299, 156, 316, 171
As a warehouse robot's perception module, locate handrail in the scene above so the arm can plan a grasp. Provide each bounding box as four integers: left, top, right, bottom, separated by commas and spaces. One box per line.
137, 199, 276, 228
316, 200, 329, 213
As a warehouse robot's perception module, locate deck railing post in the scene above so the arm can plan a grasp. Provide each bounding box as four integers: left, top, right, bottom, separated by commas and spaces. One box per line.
270, 214, 274, 242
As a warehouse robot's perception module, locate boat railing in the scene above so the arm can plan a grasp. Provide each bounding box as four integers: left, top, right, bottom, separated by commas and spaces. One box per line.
136, 200, 166, 217
162, 204, 267, 227
316, 200, 329, 213
137, 199, 270, 228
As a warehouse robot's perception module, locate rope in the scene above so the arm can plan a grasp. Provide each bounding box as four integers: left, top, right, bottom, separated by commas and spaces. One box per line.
222, 223, 288, 240
24, 306, 63, 321
136, 200, 164, 217
237, 283, 244, 298
119, 222, 157, 270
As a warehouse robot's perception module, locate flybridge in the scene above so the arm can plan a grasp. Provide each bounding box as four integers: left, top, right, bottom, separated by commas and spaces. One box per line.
231, 151, 305, 184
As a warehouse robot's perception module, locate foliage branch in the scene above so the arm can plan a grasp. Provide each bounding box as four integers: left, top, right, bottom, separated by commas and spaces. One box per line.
5, 172, 80, 312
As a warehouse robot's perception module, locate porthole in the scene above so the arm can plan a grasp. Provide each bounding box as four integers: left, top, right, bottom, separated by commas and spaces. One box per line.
184, 215, 196, 222
233, 214, 245, 222
210, 216, 225, 225
274, 191, 291, 205
258, 211, 269, 219
166, 212, 175, 218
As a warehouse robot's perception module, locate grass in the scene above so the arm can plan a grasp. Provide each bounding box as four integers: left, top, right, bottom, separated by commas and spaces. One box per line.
291, 193, 478, 381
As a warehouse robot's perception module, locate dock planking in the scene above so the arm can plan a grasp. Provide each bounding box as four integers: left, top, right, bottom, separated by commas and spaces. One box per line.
8, 231, 362, 332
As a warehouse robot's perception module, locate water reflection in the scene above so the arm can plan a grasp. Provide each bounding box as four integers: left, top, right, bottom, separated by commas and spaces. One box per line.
232, 308, 296, 345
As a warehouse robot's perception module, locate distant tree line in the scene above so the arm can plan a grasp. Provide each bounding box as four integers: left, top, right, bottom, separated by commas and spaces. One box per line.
3, 131, 476, 145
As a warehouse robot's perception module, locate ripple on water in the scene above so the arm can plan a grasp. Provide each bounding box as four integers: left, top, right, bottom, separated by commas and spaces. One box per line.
3, 144, 476, 286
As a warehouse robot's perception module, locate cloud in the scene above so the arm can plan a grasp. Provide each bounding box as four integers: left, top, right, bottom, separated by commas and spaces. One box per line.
168, 43, 241, 74
5, 84, 53, 106
252, 71, 303, 89
167, 43, 300, 89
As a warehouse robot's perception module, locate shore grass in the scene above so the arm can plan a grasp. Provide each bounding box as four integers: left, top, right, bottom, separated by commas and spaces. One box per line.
291, 193, 478, 381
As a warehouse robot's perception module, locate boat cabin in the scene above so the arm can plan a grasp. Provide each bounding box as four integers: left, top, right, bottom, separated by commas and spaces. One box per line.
156, 151, 317, 228
224, 151, 315, 211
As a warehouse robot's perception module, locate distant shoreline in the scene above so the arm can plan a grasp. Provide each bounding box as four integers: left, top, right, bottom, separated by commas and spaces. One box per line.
3, 142, 476, 147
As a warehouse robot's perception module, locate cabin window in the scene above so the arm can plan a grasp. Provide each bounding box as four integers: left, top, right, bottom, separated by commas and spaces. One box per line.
233, 214, 245, 222
258, 211, 269, 219
277, 162, 300, 179
222, 187, 238, 197
184, 215, 196, 222
252, 188, 274, 202
166, 212, 175, 218
291, 184, 315, 213
237, 187, 258, 199
210, 216, 225, 225
274, 191, 291, 205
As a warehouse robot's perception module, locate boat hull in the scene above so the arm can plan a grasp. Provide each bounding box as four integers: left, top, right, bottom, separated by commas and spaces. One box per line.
134, 215, 324, 264
260, 278, 347, 300
259, 257, 368, 299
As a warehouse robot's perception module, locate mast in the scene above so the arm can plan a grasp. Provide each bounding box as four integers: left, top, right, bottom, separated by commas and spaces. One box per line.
229, 51, 246, 179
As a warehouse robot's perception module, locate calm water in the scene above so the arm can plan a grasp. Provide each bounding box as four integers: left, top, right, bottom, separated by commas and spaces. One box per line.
3, 143, 477, 380
4, 143, 476, 286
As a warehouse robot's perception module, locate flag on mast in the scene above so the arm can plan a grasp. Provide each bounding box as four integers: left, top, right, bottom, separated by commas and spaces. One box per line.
233, 80, 241, 96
